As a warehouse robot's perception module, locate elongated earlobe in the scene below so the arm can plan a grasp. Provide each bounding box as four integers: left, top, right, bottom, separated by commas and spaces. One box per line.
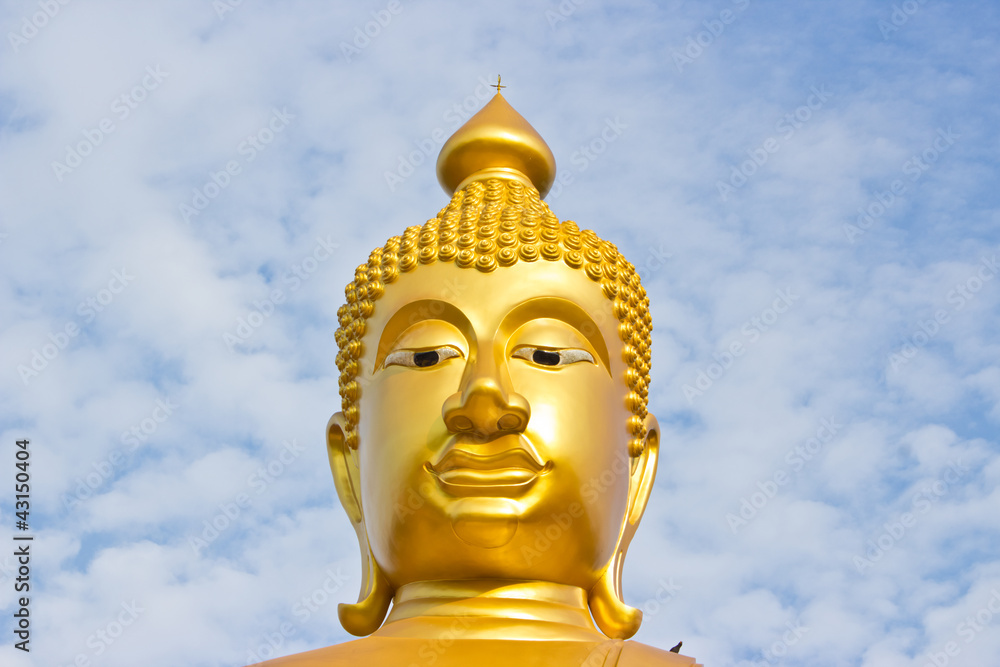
589, 550, 643, 639
588, 415, 659, 639
338, 556, 393, 636
327, 412, 394, 636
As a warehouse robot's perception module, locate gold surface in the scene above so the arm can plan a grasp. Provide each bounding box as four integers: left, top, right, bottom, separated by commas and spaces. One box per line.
436, 92, 557, 198
252, 92, 700, 666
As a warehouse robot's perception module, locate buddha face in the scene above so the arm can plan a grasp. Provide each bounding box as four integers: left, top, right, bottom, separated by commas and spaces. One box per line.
341, 259, 656, 592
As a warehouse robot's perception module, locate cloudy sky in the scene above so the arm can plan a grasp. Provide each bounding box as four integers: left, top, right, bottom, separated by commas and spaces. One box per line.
1, 1, 998, 665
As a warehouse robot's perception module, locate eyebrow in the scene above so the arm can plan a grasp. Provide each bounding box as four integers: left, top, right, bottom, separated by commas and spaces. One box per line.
498, 297, 612, 376
373, 300, 473, 372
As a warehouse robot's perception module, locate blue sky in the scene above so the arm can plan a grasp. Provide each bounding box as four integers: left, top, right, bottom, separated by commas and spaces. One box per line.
1, 1, 998, 666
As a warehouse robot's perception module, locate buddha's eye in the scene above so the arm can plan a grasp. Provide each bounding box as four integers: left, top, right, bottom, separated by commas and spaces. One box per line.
512, 347, 595, 367
384, 346, 463, 369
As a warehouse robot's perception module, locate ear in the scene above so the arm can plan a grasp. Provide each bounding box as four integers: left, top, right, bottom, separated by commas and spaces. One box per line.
589, 413, 660, 639
328, 412, 362, 523
626, 414, 659, 527
327, 413, 393, 636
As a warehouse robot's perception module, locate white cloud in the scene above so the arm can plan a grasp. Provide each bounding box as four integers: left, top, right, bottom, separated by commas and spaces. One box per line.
1, 1, 998, 665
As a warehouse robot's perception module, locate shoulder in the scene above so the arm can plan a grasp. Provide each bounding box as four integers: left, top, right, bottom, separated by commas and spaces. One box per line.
620, 640, 701, 666
249, 637, 380, 666
248, 637, 701, 666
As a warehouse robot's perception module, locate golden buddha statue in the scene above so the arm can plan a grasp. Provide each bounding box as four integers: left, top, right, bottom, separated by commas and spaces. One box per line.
253, 86, 700, 666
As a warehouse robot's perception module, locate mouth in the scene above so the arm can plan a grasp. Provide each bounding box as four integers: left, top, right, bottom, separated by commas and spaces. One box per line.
425, 444, 552, 496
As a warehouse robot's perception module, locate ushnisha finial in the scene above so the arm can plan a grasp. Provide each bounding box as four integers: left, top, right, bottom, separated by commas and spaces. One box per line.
435, 82, 557, 198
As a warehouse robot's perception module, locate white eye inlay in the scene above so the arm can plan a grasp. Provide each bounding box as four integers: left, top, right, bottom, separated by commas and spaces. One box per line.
512, 347, 595, 367
384, 346, 462, 369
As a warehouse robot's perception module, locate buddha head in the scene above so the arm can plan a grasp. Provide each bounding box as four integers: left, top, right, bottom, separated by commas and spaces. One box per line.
327, 91, 659, 641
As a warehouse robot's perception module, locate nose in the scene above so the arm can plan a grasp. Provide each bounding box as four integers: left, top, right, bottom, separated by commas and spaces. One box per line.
442, 356, 530, 439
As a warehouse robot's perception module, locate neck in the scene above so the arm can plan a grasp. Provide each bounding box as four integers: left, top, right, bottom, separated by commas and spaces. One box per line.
375, 579, 607, 641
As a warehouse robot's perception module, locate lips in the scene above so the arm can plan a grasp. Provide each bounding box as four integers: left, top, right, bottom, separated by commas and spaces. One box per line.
426, 443, 552, 496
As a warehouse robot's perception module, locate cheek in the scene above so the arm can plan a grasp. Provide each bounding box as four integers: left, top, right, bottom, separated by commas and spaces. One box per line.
511, 364, 632, 535
361, 360, 464, 431
511, 364, 628, 455
357, 367, 461, 504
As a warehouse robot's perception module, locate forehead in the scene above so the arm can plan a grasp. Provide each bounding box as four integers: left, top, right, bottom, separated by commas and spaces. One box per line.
364, 260, 619, 343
